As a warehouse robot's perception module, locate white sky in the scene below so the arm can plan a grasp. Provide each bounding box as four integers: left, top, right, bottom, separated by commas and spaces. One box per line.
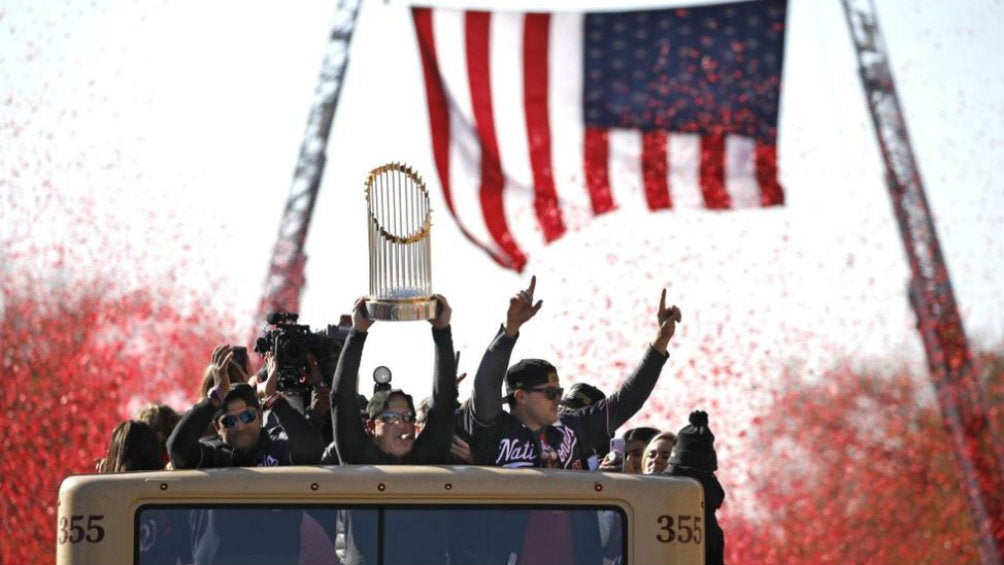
3, 0, 1003, 467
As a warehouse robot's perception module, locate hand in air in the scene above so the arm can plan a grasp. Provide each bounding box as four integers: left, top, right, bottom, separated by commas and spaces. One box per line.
352, 296, 374, 333
209, 345, 234, 390
505, 275, 543, 337
429, 294, 452, 329
257, 353, 279, 399
653, 289, 682, 354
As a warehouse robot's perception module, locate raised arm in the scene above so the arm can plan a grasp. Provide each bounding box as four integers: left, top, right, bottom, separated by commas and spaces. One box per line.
330, 297, 377, 464
410, 295, 458, 462
573, 290, 682, 449
167, 399, 217, 469
429, 295, 458, 414
167, 346, 234, 469
470, 276, 543, 424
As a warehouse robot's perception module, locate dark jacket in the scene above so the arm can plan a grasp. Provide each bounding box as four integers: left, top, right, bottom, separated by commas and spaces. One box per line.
666, 464, 726, 565
167, 397, 324, 468
465, 325, 669, 468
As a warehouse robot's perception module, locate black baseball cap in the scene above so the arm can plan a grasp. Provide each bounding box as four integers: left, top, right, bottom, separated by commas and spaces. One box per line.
559, 382, 605, 412
504, 359, 559, 401
366, 389, 415, 420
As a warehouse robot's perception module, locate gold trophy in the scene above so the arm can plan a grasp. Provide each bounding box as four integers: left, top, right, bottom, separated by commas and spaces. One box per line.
364, 163, 436, 321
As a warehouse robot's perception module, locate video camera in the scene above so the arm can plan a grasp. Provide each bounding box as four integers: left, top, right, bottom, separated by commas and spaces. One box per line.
254, 312, 350, 393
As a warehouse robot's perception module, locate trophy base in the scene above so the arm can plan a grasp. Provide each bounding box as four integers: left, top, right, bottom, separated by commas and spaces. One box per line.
366, 297, 437, 321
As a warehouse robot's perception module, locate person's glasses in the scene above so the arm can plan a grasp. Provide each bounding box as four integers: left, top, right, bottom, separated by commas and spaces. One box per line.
527, 387, 564, 401
375, 411, 416, 425
219, 408, 257, 429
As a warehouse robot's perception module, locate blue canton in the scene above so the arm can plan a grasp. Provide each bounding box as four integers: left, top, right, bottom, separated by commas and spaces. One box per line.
583, 0, 787, 141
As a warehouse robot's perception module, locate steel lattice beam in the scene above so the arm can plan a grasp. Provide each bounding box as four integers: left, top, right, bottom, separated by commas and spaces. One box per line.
842, 2, 1004, 563
255, 0, 363, 322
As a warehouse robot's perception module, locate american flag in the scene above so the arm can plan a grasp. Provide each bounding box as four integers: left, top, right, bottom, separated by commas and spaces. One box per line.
413, 0, 788, 271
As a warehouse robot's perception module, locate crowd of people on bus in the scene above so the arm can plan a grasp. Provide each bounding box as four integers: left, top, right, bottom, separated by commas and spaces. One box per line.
97, 277, 726, 565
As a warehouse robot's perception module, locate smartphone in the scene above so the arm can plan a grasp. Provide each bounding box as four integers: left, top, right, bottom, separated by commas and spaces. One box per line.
603, 437, 626, 471
609, 437, 626, 458
231, 346, 249, 373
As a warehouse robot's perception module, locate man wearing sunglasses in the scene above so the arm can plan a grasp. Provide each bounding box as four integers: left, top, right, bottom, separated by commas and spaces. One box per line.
168, 346, 325, 468
328, 294, 457, 464
326, 295, 457, 565
464, 276, 682, 469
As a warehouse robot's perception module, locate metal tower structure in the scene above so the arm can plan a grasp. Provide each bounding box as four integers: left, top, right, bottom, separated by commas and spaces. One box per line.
841, 1, 1004, 563
254, 0, 364, 322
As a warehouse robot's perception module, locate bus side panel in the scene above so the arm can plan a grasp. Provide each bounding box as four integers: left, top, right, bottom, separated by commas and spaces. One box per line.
632, 476, 705, 565
57, 476, 134, 565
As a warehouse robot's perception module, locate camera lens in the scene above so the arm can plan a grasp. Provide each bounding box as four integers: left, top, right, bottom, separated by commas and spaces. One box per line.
281, 339, 306, 359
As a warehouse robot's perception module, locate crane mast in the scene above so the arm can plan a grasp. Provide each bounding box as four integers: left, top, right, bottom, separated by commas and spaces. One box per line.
841, 1, 1004, 563
255, 0, 363, 321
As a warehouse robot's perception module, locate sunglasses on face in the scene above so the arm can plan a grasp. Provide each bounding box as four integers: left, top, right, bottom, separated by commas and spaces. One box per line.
219, 408, 257, 429
527, 387, 564, 401
375, 411, 416, 425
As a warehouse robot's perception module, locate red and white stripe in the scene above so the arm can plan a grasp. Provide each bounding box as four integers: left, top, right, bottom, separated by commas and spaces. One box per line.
413, 7, 783, 272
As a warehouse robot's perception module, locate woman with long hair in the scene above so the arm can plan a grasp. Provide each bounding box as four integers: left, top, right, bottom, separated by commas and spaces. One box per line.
100, 420, 164, 473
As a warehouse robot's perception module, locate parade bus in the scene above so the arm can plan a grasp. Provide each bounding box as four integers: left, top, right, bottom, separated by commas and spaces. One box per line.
57, 465, 706, 564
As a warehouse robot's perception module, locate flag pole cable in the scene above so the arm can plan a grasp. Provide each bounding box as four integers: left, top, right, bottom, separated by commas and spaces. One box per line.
841, 1, 1004, 563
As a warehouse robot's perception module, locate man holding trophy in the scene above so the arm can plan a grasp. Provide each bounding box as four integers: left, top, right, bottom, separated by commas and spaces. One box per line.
328, 294, 456, 464
328, 163, 457, 465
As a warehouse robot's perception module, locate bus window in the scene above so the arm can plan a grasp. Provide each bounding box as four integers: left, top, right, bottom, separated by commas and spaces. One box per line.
135, 505, 625, 565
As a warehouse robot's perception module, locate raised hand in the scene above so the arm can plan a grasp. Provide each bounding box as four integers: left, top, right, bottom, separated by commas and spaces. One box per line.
209, 345, 233, 390
653, 289, 682, 354
257, 353, 279, 399
309, 382, 331, 415
210, 344, 229, 369
504, 275, 543, 337
305, 352, 324, 386
429, 294, 452, 329
352, 296, 374, 332
450, 436, 474, 464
